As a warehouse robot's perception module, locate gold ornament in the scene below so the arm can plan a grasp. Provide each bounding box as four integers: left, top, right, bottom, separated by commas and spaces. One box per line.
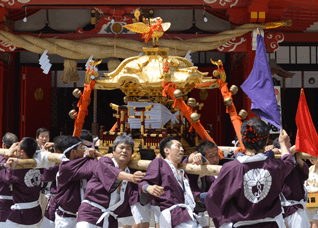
72, 88, 82, 98
34, 88, 44, 100
190, 113, 200, 123
224, 97, 233, 106
69, 109, 77, 119
187, 98, 196, 108
238, 109, 248, 120
213, 70, 219, 77
229, 85, 238, 95
173, 89, 183, 99
199, 89, 208, 101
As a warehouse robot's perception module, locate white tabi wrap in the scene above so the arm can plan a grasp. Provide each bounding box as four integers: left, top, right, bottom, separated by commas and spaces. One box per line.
82, 158, 130, 228
159, 160, 201, 228
11, 200, 39, 210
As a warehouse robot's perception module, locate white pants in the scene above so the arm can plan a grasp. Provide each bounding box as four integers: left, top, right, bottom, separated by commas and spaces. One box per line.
131, 202, 161, 225
196, 212, 209, 227
284, 208, 310, 228
39, 216, 55, 228
306, 208, 318, 221
5, 219, 39, 228
55, 212, 77, 228
175, 220, 201, 228
76, 221, 98, 228
118, 216, 134, 226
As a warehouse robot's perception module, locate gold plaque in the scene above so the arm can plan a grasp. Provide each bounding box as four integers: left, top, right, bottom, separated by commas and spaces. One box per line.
34, 88, 44, 100
199, 89, 208, 101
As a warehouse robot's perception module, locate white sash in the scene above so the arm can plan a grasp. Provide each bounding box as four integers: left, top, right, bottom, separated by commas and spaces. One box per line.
11, 200, 39, 210
159, 204, 202, 228
233, 213, 285, 228
0, 195, 13, 200
82, 158, 129, 228
58, 205, 77, 216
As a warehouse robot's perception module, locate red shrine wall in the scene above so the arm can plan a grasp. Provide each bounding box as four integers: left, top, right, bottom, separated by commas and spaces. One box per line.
1, 53, 16, 140
191, 66, 226, 146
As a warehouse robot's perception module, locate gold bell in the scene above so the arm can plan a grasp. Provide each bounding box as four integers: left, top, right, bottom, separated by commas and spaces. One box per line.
173, 89, 183, 99
190, 113, 200, 123
213, 70, 219, 77
238, 109, 248, 120
187, 98, 196, 108
123, 96, 128, 104
224, 97, 233, 106
69, 109, 77, 119
218, 59, 223, 65
72, 88, 82, 98
230, 85, 238, 95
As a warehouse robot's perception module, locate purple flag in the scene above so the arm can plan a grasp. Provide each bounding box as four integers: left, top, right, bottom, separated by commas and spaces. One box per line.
241, 32, 282, 129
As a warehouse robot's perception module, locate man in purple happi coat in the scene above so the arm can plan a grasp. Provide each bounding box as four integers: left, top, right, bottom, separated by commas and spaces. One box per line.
183, 141, 219, 228
54, 136, 100, 228
40, 135, 66, 228
269, 138, 310, 227
77, 132, 145, 228
205, 118, 295, 228
0, 137, 44, 228
138, 136, 204, 228
0, 132, 18, 226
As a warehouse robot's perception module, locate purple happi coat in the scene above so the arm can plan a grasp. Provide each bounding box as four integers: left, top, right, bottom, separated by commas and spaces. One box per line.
77, 156, 138, 227
41, 165, 59, 221
0, 155, 13, 222
0, 166, 44, 225
206, 154, 294, 228
281, 158, 309, 218
55, 157, 97, 215
139, 158, 201, 228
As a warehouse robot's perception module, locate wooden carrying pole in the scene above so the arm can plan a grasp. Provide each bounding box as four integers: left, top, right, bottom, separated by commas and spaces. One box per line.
0, 148, 315, 174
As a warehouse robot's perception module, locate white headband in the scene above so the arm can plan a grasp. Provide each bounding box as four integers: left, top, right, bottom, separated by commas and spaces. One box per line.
63, 141, 82, 154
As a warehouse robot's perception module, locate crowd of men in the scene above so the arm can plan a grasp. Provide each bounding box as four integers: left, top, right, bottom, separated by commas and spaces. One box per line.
0, 118, 314, 228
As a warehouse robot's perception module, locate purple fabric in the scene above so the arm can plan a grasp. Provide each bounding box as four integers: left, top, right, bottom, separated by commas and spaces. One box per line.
282, 161, 309, 218
205, 154, 294, 227
0, 167, 44, 225
139, 158, 201, 227
42, 165, 59, 221
77, 157, 138, 227
54, 157, 97, 215
240, 33, 282, 129
0, 155, 13, 222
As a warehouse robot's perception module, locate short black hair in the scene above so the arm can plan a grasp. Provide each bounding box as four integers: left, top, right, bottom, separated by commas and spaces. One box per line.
36, 128, 50, 138
53, 135, 67, 153
61, 136, 82, 159
20, 137, 38, 159
241, 118, 270, 152
196, 141, 217, 157
273, 138, 280, 149
80, 129, 93, 142
2, 132, 18, 148
159, 136, 178, 159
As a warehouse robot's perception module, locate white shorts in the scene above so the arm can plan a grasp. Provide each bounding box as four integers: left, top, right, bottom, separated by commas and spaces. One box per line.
55, 212, 77, 228
196, 212, 209, 227
284, 208, 310, 228
118, 216, 134, 226
5, 219, 38, 228
306, 208, 318, 221
40, 216, 55, 228
77, 221, 98, 228
174, 220, 201, 228
131, 202, 151, 224
151, 205, 161, 224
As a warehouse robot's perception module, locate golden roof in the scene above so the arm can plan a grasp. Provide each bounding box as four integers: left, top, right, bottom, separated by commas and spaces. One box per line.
94, 47, 221, 103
